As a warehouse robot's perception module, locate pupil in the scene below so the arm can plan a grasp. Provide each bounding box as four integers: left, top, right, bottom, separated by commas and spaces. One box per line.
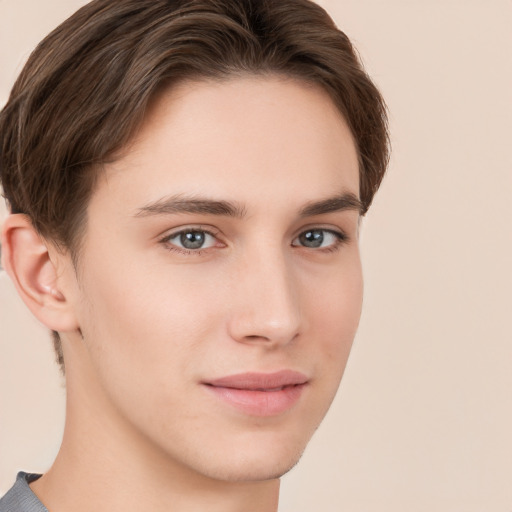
180, 231, 205, 249
301, 230, 323, 248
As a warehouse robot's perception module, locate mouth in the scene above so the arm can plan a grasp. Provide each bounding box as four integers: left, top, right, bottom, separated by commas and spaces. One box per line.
202, 370, 308, 417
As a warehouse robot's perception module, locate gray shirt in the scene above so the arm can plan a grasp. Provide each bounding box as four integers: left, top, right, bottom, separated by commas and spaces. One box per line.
0, 473, 48, 512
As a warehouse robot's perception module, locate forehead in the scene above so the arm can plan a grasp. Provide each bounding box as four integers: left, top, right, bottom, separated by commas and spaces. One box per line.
93, 76, 359, 216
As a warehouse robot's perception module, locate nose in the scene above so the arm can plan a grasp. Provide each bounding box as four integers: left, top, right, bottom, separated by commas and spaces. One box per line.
227, 249, 302, 347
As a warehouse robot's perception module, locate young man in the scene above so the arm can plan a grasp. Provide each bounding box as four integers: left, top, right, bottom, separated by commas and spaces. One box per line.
0, 0, 389, 511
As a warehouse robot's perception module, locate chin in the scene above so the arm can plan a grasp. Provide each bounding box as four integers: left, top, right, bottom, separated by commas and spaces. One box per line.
183, 429, 310, 483
202, 449, 305, 483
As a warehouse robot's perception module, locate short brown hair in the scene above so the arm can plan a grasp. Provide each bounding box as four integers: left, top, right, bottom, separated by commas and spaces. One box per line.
0, 0, 389, 369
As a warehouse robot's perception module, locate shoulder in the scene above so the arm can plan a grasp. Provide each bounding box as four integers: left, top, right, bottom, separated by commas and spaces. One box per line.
0, 473, 47, 512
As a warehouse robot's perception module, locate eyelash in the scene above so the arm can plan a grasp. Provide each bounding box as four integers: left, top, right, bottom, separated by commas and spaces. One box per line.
300, 229, 348, 253
158, 227, 349, 256
159, 227, 221, 256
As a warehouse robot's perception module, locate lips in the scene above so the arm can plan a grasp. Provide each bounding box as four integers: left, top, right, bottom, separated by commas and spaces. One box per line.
203, 370, 308, 416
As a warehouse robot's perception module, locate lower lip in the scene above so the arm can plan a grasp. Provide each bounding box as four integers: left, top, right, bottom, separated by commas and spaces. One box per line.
204, 383, 306, 417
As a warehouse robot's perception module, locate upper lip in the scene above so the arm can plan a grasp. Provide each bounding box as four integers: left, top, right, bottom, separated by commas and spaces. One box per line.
204, 370, 308, 391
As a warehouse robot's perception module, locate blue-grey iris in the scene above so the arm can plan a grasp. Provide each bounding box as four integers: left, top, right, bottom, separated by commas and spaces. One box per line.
181, 231, 206, 249
299, 230, 324, 248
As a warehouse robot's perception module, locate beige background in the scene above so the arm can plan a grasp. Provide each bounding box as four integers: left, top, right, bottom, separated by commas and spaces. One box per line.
1, 0, 511, 510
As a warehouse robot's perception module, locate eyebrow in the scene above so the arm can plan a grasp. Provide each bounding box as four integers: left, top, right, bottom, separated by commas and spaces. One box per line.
299, 193, 363, 217
134, 194, 247, 218
134, 192, 362, 219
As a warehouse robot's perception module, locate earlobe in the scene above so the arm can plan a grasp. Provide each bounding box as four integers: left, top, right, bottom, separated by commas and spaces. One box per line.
1, 213, 79, 332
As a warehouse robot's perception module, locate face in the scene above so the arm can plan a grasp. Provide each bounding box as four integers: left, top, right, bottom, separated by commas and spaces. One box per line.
62, 76, 362, 482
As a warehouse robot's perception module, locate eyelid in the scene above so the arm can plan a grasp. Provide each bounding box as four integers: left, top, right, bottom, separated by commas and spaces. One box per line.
158, 224, 222, 239
158, 225, 225, 254
291, 226, 349, 250
293, 223, 349, 240
156, 224, 350, 256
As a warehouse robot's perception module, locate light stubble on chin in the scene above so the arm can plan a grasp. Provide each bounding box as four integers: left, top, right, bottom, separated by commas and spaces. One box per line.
206, 446, 307, 483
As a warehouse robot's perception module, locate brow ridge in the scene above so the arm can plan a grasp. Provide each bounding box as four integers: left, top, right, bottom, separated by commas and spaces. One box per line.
134, 194, 247, 218
299, 193, 363, 217
135, 192, 362, 219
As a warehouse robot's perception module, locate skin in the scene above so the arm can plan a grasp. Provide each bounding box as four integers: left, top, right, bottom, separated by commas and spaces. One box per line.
3, 76, 362, 512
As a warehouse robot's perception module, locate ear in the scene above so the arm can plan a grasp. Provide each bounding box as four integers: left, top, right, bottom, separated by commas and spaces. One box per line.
1, 213, 79, 333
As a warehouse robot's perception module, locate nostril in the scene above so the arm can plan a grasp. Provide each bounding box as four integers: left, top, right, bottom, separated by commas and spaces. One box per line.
245, 334, 270, 341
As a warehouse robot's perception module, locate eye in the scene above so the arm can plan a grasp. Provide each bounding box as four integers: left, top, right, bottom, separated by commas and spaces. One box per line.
162, 229, 218, 251
292, 229, 346, 249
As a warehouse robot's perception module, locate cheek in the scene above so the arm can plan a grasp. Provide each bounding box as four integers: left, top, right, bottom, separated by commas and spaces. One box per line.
75, 251, 223, 391
305, 259, 363, 370
290, 260, 363, 434
72, 261, 227, 444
